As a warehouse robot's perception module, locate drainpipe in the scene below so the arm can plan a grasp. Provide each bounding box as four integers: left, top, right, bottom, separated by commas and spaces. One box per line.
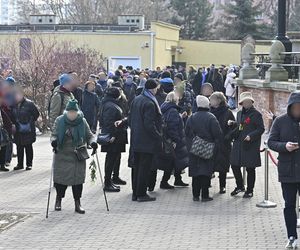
150, 32, 154, 70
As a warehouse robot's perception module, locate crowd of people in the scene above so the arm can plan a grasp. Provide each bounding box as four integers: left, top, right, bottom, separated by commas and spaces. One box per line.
3, 63, 300, 249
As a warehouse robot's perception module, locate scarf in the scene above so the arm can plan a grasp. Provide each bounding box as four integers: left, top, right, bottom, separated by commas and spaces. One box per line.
143, 89, 162, 114
57, 112, 85, 149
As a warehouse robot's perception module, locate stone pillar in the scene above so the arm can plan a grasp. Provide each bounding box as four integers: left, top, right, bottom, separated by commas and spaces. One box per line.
265, 40, 288, 81
239, 43, 259, 80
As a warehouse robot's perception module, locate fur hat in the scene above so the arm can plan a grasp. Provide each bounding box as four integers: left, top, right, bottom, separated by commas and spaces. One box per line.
106, 87, 121, 99
196, 95, 210, 109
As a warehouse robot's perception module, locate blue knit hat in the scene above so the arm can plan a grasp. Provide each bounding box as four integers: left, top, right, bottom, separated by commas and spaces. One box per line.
59, 74, 72, 86
160, 77, 173, 84
5, 76, 16, 84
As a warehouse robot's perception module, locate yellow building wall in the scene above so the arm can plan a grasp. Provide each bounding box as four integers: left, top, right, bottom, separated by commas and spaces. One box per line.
178, 40, 271, 67
0, 32, 152, 69
0, 28, 272, 71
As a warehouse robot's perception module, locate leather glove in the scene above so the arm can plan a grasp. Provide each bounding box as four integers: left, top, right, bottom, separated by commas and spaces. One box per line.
91, 142, 98, 155
51, 140, 58, 153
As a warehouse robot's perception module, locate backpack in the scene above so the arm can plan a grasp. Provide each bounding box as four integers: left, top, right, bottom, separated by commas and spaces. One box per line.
48, 91, 65, 116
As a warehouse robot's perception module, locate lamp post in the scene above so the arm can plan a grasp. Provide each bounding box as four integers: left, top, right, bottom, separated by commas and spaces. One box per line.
276, 0, 292, 76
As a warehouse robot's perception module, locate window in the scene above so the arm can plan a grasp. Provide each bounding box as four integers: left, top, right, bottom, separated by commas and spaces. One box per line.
38, 19, 42, 23
136, 19, 140, 23
126, 19, 130, 23
19, 38, 32, 61
49, 19, 53, 23
131, 19, 135, 23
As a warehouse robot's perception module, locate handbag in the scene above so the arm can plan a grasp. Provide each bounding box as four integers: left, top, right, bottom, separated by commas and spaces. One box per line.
17, 121, 32, 134
97, 133, 112, 146
189, 116, 215, 160
74, 145, 90, 161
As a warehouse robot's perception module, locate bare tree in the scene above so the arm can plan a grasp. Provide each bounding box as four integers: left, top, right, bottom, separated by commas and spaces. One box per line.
0, 36, 105, 131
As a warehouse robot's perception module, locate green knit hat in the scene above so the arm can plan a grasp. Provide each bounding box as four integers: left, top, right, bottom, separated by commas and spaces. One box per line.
65, 99, 79, 111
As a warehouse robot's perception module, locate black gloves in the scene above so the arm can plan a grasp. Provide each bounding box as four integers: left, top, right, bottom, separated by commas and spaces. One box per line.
51, 140, 58, 153
91, 142, 98, 155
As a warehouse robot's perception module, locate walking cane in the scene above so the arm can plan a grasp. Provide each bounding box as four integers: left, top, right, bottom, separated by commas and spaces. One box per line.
93, 151, 109, 211
46, 152, 55, 219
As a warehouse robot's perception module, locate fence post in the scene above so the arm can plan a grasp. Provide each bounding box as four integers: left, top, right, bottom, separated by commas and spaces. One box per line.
256, 147, 277, 208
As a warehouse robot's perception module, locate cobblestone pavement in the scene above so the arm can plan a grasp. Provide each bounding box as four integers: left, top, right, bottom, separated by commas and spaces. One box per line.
0, 135, 289, 249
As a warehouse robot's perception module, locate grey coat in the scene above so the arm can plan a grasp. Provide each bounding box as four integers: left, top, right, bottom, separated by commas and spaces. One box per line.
51, 116, 95, 186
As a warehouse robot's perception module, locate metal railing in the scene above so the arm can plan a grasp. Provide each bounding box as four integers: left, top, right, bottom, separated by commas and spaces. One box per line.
251, 51, 300, 81
0, 24, 140, 33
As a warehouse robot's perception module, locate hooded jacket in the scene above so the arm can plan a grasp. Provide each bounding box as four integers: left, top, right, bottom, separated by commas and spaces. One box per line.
268, 92, 300, 183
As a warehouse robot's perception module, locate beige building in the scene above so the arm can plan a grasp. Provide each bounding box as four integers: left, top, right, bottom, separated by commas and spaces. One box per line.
0, 20, 271, 70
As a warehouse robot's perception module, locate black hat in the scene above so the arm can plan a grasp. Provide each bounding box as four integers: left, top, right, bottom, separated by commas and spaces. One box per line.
145, 79, 158, 90
106, 87, 121, 99
161, 71, 171, 79
175, 73, 184, 81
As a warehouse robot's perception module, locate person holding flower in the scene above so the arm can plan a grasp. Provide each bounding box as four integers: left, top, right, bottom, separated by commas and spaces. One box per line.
228, 92, 264, 198
51, 99, 97, 214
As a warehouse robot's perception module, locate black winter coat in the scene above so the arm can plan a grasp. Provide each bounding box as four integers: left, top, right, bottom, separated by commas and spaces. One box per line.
100, 96, 128, 153
129, 91, 163, 154
81, 90, 100, 129
186, 109, 223, 177
13, 98, 39, 146
210, 105, 235, 173
152, 102, 189, 172
268, 92, 300, 183
230, 107, 264, 168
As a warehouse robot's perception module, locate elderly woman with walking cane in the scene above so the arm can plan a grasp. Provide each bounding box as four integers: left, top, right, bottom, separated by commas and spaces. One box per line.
50, 99, 97, 214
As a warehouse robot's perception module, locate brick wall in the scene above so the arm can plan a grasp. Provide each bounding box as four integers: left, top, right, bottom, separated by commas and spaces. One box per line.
239, 86, 291, 130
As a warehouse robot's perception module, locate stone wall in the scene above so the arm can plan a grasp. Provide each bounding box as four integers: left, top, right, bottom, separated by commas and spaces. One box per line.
237, 79, 298, 130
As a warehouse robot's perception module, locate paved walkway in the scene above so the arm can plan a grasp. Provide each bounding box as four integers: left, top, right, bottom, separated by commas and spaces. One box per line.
0, 135, 289, 249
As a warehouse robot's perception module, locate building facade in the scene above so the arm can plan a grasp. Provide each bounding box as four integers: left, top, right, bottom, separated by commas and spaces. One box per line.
0, 0, 19, 25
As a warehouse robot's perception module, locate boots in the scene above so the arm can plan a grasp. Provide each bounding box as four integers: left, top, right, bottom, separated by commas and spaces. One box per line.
55, 196, 62, 211
103, 180, 120, 192
75, 199, 85, 214
160, 181, 174, 190
0, 165, 9, 172
112, 176, 127, 185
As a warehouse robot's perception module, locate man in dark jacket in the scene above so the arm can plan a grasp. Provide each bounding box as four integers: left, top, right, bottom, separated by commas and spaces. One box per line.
229, 92, 264, 198
129, 79, 163, 202
268, 91, 300, 249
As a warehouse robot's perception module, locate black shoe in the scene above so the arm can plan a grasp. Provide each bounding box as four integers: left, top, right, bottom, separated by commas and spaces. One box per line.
193, 197, 200, 202
0, 166, 9, 172
137, 194, 156, 202
160, 182, 174, 190
26, 166, 32, 171
132, 195, 137, 201
103, 183, 120, 192
243, 192, 253, 198
202, 197, 214, 202
112, 177, 127, 185
111, 182, 121, 189
219, 187, 226, 194
55, 197, 62, 211
14, 165, 24, 171
174, 179, 189, 187
75, 200, 85, 214
230, 187, 245, 196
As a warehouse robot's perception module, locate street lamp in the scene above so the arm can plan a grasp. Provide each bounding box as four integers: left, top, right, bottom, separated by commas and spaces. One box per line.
276, 0, 292, 76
